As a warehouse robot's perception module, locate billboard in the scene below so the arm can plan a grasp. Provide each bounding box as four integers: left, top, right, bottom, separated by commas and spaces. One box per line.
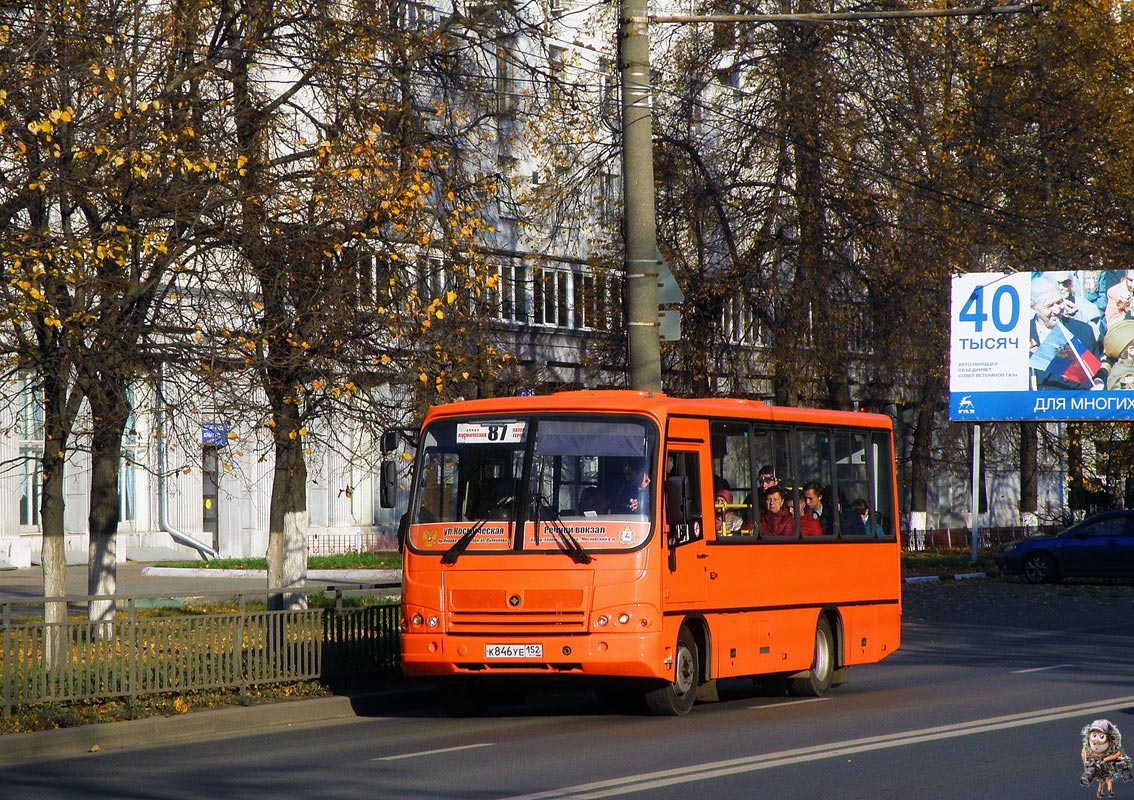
950, 271, 1134, 421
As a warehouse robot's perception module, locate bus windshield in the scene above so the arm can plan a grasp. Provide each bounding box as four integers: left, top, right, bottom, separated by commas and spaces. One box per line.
407, 414, 659, 555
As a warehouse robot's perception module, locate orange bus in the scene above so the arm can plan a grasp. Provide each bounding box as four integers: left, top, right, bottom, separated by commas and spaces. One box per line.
384, 390, 901, 715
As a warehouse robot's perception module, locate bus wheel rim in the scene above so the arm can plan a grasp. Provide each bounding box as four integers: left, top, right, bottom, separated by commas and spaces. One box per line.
674, 645, 696, 695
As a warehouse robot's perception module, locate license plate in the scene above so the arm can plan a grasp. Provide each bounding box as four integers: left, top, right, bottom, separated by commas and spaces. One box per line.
485, 643, 542, 659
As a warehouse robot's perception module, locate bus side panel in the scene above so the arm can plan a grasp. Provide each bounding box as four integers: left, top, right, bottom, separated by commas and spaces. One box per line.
706, 611, 763, 678
704, 541, 900, 679
708, 608, 818, 679
841, 603, 901, 665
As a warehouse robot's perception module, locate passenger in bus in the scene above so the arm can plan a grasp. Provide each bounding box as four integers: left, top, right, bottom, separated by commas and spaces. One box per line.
613, 458, 650, 514
803, 483, 832, 534
470, 477, 514, 520
741, 492, 757, 532
757, 465, 778, 501
578, 486, 610, 516
715, 488, 743, 535
793, 497, 823, 536
840, 503, 867, 536
759, 485, 794, 537
850, 498, 884, 537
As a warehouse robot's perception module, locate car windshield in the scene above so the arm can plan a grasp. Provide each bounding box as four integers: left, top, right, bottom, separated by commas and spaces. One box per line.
407, 414, 658, 555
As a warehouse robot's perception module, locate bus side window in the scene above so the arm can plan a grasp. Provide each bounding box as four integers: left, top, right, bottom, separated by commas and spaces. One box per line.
664, 451, 703, 547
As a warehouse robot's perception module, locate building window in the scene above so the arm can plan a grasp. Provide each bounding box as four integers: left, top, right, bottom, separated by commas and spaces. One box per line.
598, 170, 619, 219
599, 56, 617, 119
417, 255, 451, 299
573, 268, 622, 331
17, 377, 43, 527
495, 259, 528, 323
533, 266, 570, 327
548, 46, 566, 106
496, 42, 517, 115
722, 295, 759, 345
401, 0, 437, 27
119, 385, 137, 524
120, 454, 136, 524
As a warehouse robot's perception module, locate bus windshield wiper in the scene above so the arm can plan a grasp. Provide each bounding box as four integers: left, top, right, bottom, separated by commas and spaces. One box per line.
441, 495, 513, 565
535, 497, 593, 564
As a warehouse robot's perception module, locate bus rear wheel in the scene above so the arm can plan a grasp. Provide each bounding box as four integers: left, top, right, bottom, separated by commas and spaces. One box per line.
644, 626, 699, 716
790, 616, 835, 697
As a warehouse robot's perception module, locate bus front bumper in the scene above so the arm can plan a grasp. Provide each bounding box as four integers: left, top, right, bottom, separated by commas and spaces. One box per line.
401, 631, 668, 679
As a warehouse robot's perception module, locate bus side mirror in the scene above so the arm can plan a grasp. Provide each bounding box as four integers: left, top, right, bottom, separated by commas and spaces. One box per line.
380, 429, 399, 455
380, 460, 398, 508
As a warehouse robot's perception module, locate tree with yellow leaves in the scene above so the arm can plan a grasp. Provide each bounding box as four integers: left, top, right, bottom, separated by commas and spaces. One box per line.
209, 0, 537, 608
0, 0, 234, 638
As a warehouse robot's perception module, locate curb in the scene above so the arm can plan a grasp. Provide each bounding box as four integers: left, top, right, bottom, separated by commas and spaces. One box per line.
903, 572, 988, 584
0, 686, 433, 766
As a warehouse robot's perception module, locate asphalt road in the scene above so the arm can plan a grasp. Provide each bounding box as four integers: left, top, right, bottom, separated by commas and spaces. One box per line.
3, 577, 1133, 799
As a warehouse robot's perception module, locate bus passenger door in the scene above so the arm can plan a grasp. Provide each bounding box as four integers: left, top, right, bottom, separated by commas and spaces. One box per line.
663, 443, 709, 606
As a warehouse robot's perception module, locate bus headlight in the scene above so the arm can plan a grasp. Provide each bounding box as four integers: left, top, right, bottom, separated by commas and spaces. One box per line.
617, 612, 632, 625
411, 613, 424, 626
595, 615, 610, 627
427, 616, 439, 628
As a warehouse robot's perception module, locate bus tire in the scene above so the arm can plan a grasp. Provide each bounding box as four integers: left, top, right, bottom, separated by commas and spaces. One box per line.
790, 616, 835, 697
644, 626, 699, 716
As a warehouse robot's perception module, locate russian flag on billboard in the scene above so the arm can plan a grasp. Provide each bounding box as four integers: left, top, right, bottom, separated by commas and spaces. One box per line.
1029, 321, 1101, 385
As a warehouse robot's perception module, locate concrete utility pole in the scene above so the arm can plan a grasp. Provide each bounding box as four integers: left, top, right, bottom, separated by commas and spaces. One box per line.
620, 0, 662, 393
616, 0, 1040, 394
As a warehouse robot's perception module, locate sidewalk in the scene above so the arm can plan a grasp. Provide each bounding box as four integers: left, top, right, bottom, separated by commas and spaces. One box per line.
0, 684, 434, 765
0, 563, 415, 765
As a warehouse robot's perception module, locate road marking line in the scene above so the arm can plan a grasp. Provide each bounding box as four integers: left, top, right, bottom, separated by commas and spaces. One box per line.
748, 697, 828, 709
501, 694, 1134, 800
375, 743, 495, 761
1013, 664, 1073, 674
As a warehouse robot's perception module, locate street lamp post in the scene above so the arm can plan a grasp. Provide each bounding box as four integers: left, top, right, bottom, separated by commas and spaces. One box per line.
620, 0, 662, 393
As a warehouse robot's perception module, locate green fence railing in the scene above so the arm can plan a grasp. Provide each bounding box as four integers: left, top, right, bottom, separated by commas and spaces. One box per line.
1, 585, 402, 718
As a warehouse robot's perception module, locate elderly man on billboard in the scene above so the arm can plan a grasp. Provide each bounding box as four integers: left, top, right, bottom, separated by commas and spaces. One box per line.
1030, 276, 1106, 390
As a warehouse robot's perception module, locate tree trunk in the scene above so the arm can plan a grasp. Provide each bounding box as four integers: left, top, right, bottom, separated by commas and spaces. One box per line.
907, 374, 943, 550
266, 394, 309, 611
1067, 421, 1084, 519
85, 375, 130, 631
771, 22, 833, 407
41, 371, 82, 667
1018, 422, 1038, 527
40, 434, 69, 669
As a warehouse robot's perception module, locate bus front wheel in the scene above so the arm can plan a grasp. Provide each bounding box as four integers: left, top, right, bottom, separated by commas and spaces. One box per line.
790, 616, 835, 697
644, 626, 699, 716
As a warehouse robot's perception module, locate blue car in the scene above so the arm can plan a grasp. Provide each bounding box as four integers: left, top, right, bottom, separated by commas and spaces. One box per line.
997, 511, 1134, 583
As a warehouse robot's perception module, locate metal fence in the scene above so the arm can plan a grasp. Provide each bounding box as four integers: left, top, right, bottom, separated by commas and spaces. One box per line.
307, 532, 397, 555
0, 586, 401, 718
902, 525, 1059, 551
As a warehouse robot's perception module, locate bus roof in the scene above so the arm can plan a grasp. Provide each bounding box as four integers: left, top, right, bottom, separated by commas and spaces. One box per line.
421, 390, 893, 430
